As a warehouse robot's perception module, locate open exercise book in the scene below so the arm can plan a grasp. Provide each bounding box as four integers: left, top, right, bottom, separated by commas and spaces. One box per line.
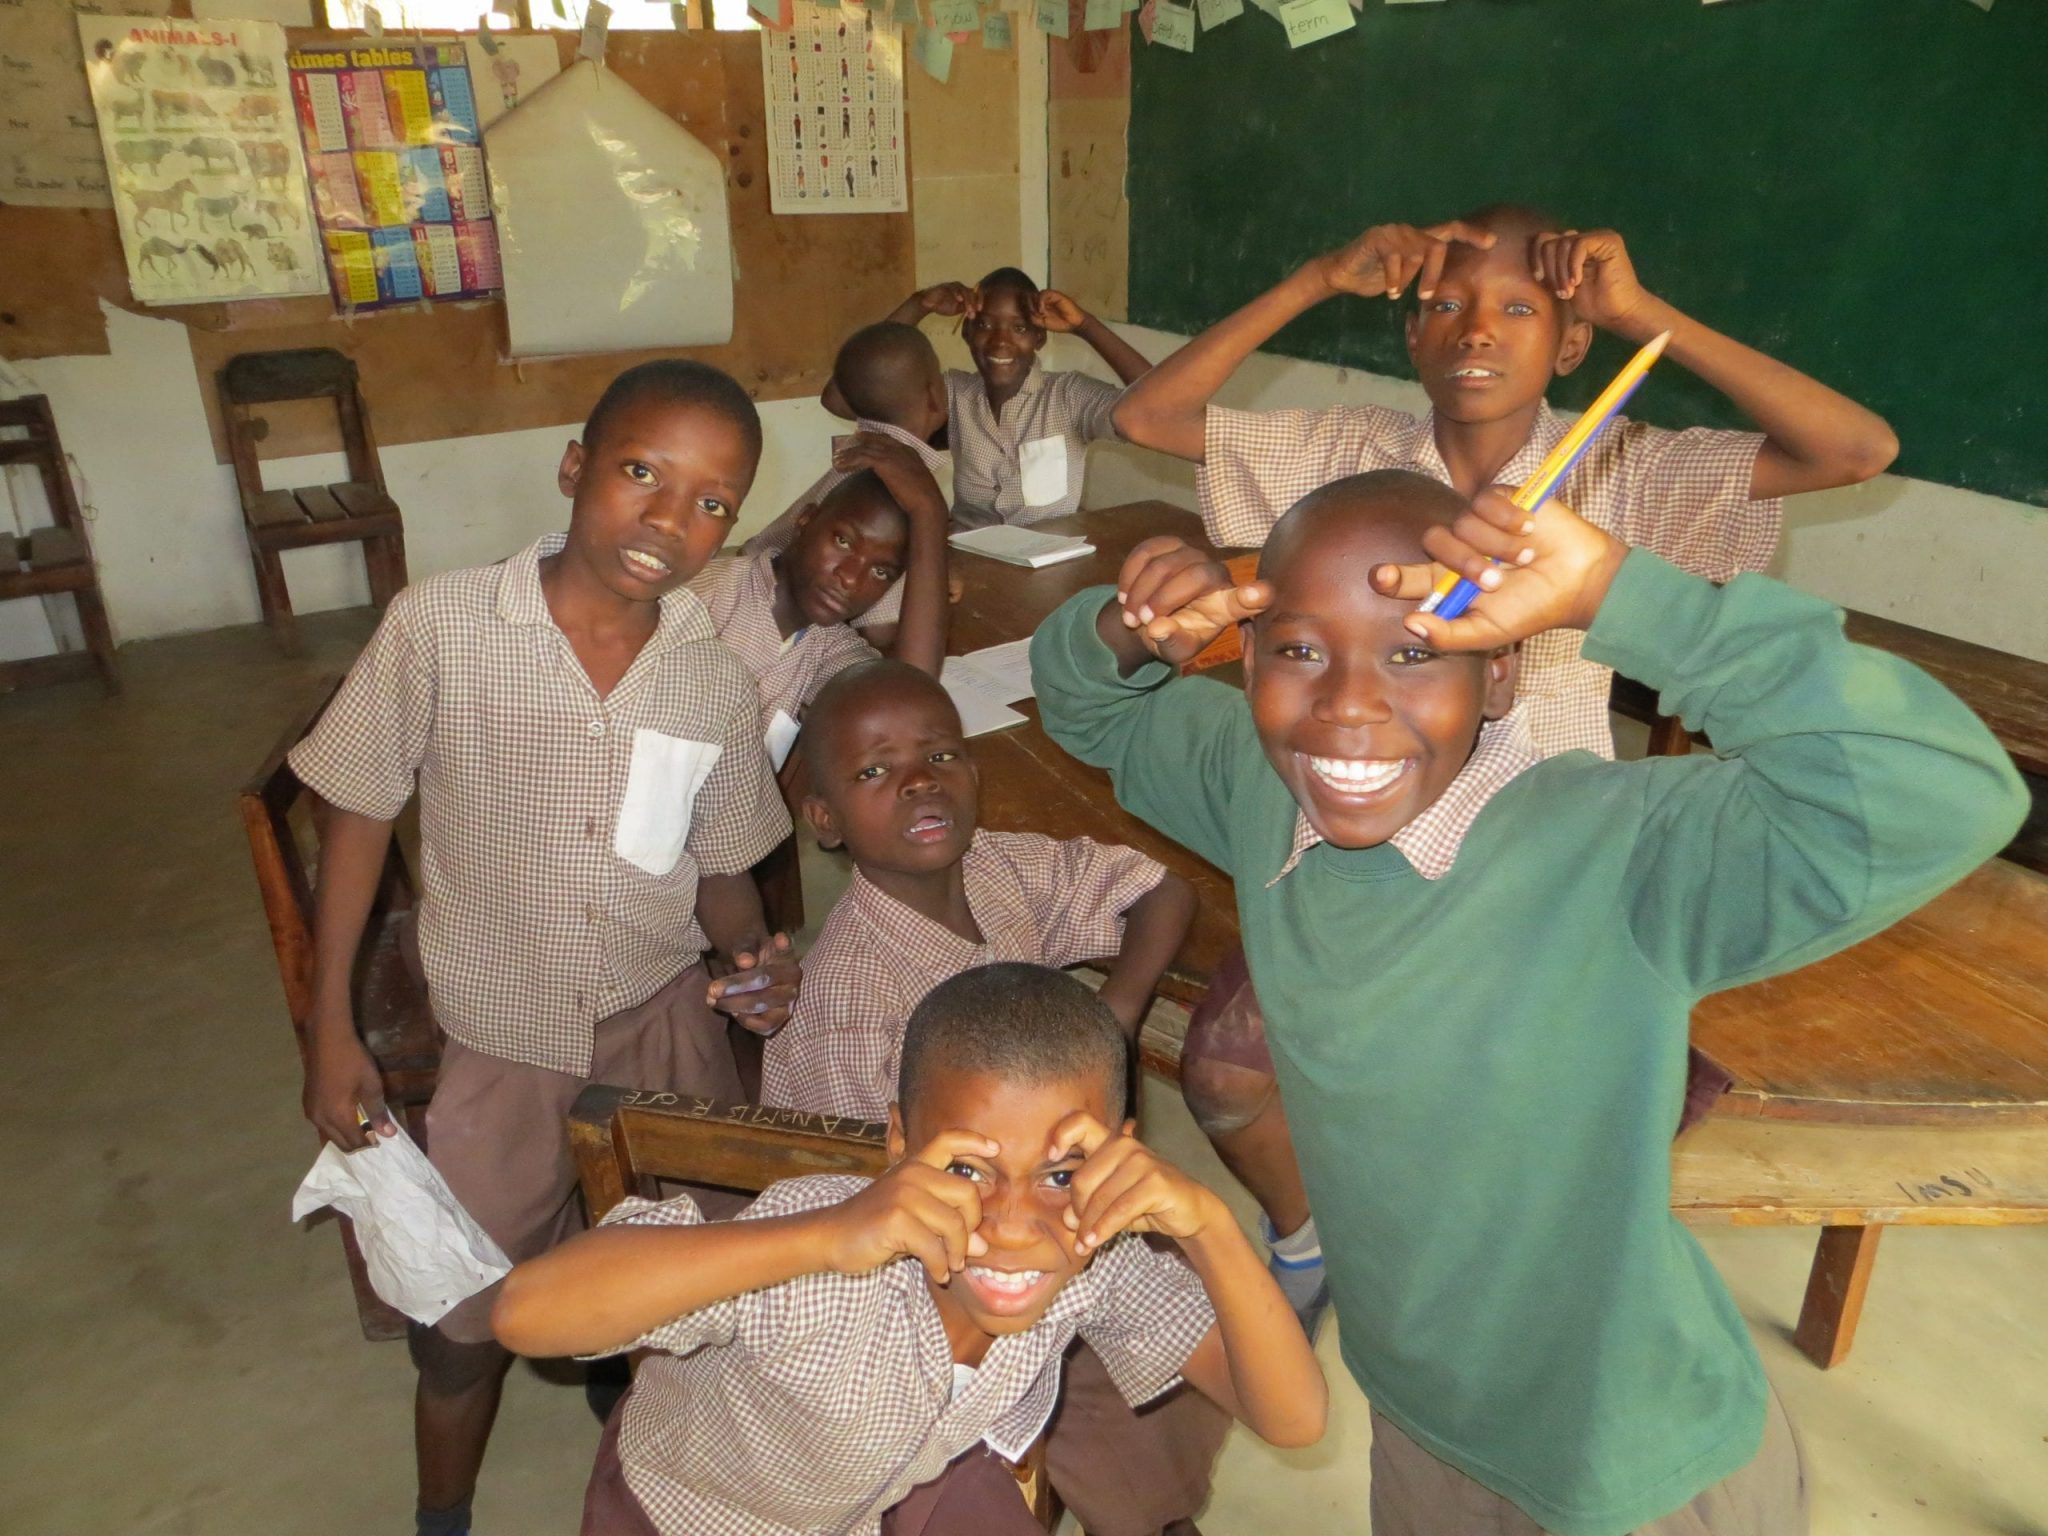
941, 638, 1035, 736
947, 525, 1095, 569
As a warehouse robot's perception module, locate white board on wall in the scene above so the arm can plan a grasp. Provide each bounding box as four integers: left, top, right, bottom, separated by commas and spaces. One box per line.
485, 59, 734, 359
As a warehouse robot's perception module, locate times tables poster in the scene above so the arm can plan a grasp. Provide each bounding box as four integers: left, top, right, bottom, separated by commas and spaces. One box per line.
286, 38, 504, 309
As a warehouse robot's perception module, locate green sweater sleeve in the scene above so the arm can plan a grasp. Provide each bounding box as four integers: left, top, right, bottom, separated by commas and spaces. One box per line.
1587, 551, 2029, 996
1030, 587, 1256, 875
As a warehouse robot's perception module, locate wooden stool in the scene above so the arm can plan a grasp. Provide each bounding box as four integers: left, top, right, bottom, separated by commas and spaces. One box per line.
0, 395, 118, 695
218, 348, 408, 653
240, 679, 441, 1341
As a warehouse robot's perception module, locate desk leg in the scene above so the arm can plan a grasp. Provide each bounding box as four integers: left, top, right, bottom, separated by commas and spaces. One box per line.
1793, 1223, 1884, 1369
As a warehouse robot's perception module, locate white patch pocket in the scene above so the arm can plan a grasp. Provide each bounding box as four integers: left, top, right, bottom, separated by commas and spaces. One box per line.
613, 729, 723, 877
763, 709, 801, 773
1018, 435, 1069, 509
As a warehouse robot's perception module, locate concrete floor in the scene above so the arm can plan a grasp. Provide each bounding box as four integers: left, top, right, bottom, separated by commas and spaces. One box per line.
2, 609, 2044, 1536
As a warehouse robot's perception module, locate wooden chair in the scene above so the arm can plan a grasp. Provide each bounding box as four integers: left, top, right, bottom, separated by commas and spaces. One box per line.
218, 348, 408, 653
0, 395, 118, 694
568, 1086, 1061, 1529
240, 678, 441, 1340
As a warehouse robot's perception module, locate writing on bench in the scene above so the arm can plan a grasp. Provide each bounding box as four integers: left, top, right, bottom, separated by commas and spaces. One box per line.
1895, 1167, 1996, 1205
617, 1090, 888, 1142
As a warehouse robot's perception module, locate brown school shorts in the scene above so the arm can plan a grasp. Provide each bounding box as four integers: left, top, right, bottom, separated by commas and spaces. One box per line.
422, 957, 744, 1345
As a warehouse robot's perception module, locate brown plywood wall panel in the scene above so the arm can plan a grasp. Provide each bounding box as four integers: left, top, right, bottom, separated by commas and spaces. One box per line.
3, 29, 913, 462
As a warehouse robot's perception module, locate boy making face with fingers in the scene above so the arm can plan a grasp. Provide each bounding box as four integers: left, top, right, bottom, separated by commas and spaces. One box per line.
494, 964, 1325, 1536
1031, 473, 2022, 1534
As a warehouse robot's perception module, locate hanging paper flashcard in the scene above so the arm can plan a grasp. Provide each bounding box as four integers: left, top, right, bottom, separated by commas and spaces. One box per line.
286, 37, 502, 310
1196, 0, 1240, 25
1151, 0, 1194, 48
78, 13, 324, 305
1277, 0, 1352, 47
763, 1, 907, 214
982, 9, 1013, 46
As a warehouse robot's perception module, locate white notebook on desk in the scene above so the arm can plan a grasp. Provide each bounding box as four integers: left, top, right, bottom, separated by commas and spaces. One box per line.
948, 525, 1095, 569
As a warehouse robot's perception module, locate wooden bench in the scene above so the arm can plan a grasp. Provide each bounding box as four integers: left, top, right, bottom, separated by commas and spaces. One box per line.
566, 1085, 1060, 1528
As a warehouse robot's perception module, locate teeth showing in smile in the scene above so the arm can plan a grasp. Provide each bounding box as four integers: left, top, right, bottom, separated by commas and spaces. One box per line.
623, 549, 671, 576
967, 1267, 1045, 1295
1306, 755, 1408, 794
908, 813, 951, 834
1450, 367, 1501, 379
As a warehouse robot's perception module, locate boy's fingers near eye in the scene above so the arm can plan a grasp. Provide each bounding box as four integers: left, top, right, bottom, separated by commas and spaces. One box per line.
1115, 536, 1193, 603
1425, 218, 1496, 250
1416, 239, 1450, 300
911, 1128, 1000, 1169
1046, 1110, 1113, 1166
1369, 560, 1442, 603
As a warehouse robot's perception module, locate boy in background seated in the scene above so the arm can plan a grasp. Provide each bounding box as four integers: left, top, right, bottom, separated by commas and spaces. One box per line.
850, 269, 1153, 527
761, 658, 1218, 1536
748, 321, 953, 646
690, 439, 949, 775
494, 963, 1327, 1536
1111, 209, 1901, 1323
1032, 469, 2024, 1534
291, 360, 800, 1536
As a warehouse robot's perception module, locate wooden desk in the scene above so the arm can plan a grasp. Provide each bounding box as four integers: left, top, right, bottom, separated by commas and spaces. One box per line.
950, 502, 1240, 1023
955, 502, 2048, 1367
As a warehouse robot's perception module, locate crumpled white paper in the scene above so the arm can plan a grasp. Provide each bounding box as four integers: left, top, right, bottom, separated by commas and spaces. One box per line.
291, 1125, 512, 1326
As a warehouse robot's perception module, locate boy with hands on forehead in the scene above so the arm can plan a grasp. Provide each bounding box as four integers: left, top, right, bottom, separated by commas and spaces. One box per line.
493, 964, 1325, 1536
1035, 474, 2023, 1534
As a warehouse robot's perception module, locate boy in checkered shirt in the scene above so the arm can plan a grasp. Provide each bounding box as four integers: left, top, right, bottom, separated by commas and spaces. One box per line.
1110, 208, 1901, 1326
494, 963, 1326, 1536
746, 321, 953, 644
690, 435, 950, 777
760, 658, 1224, 1536
290, 361, 800, 1536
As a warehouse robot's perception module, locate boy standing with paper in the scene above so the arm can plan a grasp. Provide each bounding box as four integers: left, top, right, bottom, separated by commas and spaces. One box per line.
1110, 208, 1901, 1323
292, 361, 799, 1536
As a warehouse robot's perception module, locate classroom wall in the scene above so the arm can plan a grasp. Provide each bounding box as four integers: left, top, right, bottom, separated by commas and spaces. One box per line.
0, 25, 1030, 666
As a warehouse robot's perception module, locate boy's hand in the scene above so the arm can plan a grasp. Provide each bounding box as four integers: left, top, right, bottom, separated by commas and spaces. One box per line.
1528, 228, 1651, 331
303, 1017, 394, 1150
1051, 1113, 1222, 1254
826, 1130, 994, 1281
1371, 486, 1628, 649
831, 431, 946, 520
707, 932, 799, 1035
1319, 220, 1495, 303
915, 281, 974, 317
1032, 290, 1088, 333
1114, 535, 1271, 666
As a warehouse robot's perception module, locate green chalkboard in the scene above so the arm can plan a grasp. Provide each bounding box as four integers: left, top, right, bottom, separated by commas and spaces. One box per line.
1129, 0, 2048, 507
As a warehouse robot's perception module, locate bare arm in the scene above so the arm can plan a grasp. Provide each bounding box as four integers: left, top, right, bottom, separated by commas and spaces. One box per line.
1111, 222, 1495, 461
1174, 1213, 1328, 1448
1095, 871, 1195, 1034
886, 282, 974, 327
1532, 230, 1898, 498
1048, 300, 1153, 387
831, 432, 950, 677
301, 807, 398, 1149
494, 1129, 995, 1358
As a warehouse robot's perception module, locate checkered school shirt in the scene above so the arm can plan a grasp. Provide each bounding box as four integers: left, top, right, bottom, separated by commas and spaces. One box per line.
762, 830, 1168, 1119
744, 418, 950, 632
1270, 705, 1540, 886
1199, 401, 1780, 758
947, 363, 1123, 529
601, 1175, 1216, 1536
687, 549, 880, 736
288, 535, 790, 1076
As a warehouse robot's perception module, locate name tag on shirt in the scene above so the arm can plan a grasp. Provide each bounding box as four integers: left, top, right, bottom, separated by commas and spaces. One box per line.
614, 728, 723, 876
1019, 435, 1068, 509
764, 709, 801, 773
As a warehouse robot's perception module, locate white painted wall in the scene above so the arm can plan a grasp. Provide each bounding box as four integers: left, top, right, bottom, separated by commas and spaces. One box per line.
9, 306, 2045, 665
1, 302, 843, 659
1043, 324, 2048, 664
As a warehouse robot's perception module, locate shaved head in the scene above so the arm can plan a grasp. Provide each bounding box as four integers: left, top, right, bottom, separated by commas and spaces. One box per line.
1259, 469, 1466, 590
833, 322, 943, 425
803, 658, 957, 770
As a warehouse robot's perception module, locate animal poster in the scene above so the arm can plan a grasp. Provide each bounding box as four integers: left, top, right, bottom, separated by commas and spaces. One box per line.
762, 0, 906, 216
77, 12, 323, 302
286, 38, 503, 311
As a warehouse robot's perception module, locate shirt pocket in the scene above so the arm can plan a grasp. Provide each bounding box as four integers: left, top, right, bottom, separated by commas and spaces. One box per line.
613, 728, 724, 877
1018, 435, 1069, 508
764, 708, 801, 773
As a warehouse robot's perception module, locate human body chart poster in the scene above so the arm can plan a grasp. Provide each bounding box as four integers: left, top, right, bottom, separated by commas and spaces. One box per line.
762, 1, 906, 216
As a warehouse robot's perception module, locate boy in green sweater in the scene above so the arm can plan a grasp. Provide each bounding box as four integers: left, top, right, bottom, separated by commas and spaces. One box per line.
1028, 470, 2025, 1535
